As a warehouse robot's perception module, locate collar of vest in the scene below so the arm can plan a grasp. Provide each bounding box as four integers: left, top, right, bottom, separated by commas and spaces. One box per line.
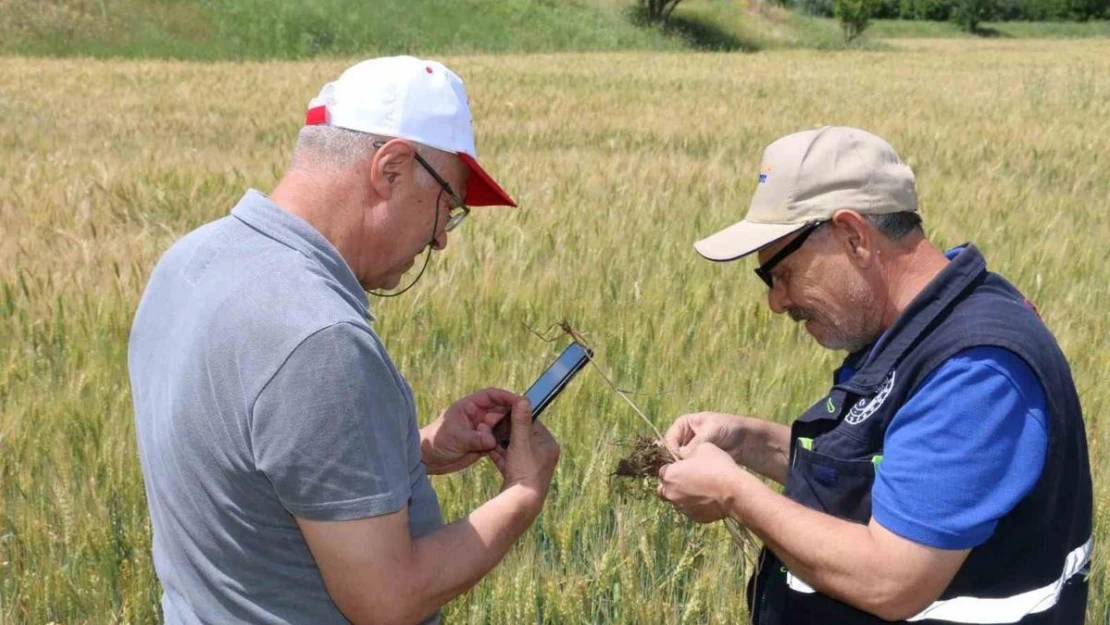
836, 243, 987, 395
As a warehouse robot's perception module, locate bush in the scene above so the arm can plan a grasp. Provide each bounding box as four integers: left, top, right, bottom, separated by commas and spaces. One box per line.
835, 0, 877, 41
899, 0, 955, 19
1063, 0, 1108, 18
799, 0, 836, 17
951, 0, 1000, 31
638, 0, 684, 23
892, 0, 1107, 21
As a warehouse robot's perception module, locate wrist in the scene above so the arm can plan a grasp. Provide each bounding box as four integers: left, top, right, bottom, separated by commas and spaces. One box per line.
718, 464, 753, 522
500, 481, 548, 519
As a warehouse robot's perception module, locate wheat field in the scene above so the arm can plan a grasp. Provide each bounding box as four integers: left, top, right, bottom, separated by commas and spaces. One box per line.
1, 41, 1108, 624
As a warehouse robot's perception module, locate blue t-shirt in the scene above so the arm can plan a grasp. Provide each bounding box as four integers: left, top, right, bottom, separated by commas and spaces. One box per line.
837, 346, 1049, 551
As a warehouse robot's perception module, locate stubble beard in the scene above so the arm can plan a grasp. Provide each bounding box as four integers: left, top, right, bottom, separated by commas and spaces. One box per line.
793, 279, 881, 353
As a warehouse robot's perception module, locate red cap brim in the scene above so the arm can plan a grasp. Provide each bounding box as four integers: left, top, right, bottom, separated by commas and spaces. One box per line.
458, 153, 516, 207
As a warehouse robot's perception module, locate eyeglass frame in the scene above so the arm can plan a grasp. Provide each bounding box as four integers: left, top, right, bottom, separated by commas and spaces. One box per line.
754, 220, 827, 288
372, 140, 470, 232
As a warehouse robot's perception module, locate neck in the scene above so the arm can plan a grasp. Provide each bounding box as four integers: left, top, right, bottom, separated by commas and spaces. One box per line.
270, 167, 377, 279
877, 234, 950, 330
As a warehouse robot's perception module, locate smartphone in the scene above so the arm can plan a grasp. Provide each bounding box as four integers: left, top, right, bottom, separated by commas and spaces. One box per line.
493, 341, 593, 448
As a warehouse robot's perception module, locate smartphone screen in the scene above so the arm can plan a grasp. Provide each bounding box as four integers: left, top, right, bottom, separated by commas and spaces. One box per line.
523, 342, 591, 419
494, 342, 591, 447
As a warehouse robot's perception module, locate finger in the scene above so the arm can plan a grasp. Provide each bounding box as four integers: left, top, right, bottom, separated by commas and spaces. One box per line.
469, 388, 523, 411
489, 446, 505, 464
658, 463, 668, 481
488, 449, 506, 473
677, 444, 695, 460
459, 398, 487, 425
467, 427, 497, 452
656, 482, 666, 500
481, 409, 510, 428
507, 398, 533, 449
663, 417, 694, 451
684, 434, 716, 457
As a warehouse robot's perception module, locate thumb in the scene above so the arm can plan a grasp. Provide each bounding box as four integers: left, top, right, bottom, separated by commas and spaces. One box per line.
508, 399, 533, 450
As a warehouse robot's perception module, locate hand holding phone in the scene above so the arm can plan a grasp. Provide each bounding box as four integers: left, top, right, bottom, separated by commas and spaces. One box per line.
493, 342, 592, 448
486, 398, 561, 513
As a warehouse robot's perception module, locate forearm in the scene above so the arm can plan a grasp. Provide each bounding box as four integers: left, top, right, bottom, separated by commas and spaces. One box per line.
724, 478, 909, 619
399, 485, 542, 623
736, 417, 791, 485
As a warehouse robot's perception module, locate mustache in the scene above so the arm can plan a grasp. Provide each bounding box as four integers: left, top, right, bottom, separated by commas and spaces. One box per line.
787, 307, 812, 322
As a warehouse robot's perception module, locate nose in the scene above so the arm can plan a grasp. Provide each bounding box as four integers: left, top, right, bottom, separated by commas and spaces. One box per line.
431, 232, 448, 251
767, 281, 789, 315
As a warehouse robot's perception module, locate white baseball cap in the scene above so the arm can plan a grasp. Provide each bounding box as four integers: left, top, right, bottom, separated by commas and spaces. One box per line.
694, 126, 917, 261
305, 55, 516, 207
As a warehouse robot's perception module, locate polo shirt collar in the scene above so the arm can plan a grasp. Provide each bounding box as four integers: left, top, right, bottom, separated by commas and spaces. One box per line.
231, 189, 372, 319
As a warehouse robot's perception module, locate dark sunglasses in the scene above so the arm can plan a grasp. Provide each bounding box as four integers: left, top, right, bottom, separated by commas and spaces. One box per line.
754, 221, 827, 288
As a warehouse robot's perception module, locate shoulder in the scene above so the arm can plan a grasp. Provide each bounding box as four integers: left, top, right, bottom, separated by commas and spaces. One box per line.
920, 347, 1046, 420
255, 321, 401, 405
178, 226, 374, 402
888, 345, 1049, 454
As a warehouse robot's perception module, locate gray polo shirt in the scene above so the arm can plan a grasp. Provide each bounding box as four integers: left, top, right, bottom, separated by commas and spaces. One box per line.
129, 189, 443, 624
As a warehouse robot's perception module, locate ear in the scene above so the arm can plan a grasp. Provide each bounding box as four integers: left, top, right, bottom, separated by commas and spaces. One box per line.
830, 210, 875, 269
368, 139, 418, 201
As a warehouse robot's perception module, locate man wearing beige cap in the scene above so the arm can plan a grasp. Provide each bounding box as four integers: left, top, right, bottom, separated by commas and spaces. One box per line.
129, 56, 559, 625
657, 127, 1092, 624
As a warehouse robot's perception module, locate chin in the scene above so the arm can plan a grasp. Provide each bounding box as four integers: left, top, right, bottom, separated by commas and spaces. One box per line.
360, 273, 401, 292
805, 319, 823, 340
806, 320, 842, 351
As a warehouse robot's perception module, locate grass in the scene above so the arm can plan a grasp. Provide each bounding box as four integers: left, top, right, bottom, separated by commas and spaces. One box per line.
1, 40, 1109, 624
0, 0, 681, 60
1, 0, 1107, 60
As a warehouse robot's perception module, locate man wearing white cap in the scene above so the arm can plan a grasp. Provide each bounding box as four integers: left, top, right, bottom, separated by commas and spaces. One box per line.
657, 127, 1091, 624
129, 56, 559, 625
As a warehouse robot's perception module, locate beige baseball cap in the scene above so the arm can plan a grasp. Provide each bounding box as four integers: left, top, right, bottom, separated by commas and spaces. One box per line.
694, 126, 917, 261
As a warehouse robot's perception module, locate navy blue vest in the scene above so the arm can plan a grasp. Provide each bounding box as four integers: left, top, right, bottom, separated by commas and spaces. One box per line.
748, 245, 1093, 625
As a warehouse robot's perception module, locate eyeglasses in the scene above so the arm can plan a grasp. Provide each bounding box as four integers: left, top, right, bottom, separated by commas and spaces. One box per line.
373, 140, 470, 232
754, 221, 826, 288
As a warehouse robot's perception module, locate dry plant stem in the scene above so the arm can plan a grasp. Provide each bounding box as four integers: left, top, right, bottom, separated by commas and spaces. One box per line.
589, 356, 679, 461
551, 320, 762, 621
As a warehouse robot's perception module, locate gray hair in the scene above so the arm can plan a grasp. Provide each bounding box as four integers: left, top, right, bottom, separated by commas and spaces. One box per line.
810, 210, 923, 246
865, 211, 923, 240
290, 125, 450, 189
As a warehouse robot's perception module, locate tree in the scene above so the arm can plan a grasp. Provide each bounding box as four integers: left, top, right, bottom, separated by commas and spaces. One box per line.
639, 0, 685, 23
835, 0, 876, 43
952, 0, 1000, 32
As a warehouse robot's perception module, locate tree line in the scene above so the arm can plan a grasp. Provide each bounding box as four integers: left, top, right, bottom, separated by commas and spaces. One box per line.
805, 0, 1108, 31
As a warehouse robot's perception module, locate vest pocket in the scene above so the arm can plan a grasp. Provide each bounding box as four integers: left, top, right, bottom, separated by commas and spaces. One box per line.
785, 444, 878, 524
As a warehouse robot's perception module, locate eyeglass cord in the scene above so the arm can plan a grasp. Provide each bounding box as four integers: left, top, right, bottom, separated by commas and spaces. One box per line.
368, 188, 442, 298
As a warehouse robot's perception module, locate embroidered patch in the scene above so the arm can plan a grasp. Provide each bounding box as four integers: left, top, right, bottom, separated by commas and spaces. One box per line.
845, 371, 896, 425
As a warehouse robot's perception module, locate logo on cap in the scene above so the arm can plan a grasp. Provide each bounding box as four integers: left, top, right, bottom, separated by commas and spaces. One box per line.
758, 165, 772, 184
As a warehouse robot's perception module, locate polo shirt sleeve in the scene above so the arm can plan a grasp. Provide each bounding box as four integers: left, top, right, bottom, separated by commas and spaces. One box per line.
250, 322, 412, 522
871, 346, 1049, 550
